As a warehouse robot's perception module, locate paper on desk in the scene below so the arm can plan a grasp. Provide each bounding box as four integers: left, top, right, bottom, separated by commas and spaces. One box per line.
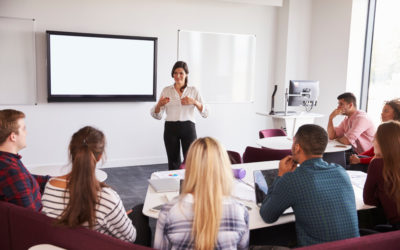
347, 170, 367, 190
152, 169, 185, 179
232, 179, 256, 203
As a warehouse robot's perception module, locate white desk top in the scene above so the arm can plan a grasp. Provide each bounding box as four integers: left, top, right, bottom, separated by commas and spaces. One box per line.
256, 136, 351, 153
29, 165, 108, 182
256, 112, 324, 119
142, 161, 372, 230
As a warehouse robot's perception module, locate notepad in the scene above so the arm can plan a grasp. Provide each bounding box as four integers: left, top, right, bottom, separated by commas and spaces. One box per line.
148, 178, 180, 193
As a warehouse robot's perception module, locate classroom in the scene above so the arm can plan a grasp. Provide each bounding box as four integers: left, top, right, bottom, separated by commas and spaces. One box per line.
1, 0, 399, 249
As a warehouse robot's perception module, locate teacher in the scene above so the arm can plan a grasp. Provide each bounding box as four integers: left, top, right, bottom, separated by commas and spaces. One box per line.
151, 61, 208, 170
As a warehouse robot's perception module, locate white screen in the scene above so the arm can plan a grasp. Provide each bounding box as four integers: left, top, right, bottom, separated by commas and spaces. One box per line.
49, 33, 155, 96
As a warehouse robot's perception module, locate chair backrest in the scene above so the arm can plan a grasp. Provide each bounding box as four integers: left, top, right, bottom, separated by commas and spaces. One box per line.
259, 129, 287, 139
227, 150, 242, 164
242, 146, 291, 163
323, 151, 346, 169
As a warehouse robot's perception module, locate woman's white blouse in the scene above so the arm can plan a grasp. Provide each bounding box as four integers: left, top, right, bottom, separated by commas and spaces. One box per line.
150, 85, 208, 123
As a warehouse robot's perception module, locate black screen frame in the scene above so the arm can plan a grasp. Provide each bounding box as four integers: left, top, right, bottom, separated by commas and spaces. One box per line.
46, 30, 158, 102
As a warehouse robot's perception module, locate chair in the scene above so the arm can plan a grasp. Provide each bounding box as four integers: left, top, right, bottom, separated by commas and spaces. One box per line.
323, 151, 346, 169
227, 150, 242, 164
242, 146, 291, 163
259, 129, 287, 139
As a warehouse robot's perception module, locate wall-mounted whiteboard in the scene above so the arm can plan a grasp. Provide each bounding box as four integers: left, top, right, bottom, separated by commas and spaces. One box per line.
0, 17, 36, 104
178, 30, 256, 103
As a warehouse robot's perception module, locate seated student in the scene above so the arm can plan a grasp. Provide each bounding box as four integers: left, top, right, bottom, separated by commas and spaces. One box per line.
41, 126, 136, 243
154, 137, 249, 250
363, 121, 400, 228
260, 124, 359, 247
0, 109, 50, 211
350, 98, 400, 172
327, 92, 375, 154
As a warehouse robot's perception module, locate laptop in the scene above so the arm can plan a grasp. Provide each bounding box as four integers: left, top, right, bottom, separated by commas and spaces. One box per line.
148, 178, 180, 193
253, 169, 293, 214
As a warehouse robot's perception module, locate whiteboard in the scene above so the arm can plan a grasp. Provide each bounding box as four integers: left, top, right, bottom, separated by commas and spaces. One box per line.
0, 17, 36, 104
178, 30, 256, 103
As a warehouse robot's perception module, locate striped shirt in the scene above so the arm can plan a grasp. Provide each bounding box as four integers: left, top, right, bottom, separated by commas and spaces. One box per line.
154, 194, 249, 250
41, 179, 136, 243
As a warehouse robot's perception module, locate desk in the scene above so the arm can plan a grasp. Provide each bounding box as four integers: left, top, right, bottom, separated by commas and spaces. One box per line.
256, 136, 352, 153
142, 161, 372, 230
29, 165, 108, 182
256, 112, 323, 137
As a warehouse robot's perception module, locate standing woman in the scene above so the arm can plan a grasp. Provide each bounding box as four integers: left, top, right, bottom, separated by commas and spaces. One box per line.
154, 137, 249, 249
151, 61, 208, 170
363, 121, 400, 228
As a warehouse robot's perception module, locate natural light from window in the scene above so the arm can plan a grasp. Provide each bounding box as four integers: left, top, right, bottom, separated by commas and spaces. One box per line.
367, 0, 400, 127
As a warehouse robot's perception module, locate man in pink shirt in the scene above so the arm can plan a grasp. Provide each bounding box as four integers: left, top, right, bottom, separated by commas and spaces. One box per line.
327, 92, 375, 154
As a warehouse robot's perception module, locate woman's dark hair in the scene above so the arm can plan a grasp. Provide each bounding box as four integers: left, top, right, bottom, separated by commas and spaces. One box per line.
58, 126, 107, 229
171, 61, 189, 92
385, 98, 400, 121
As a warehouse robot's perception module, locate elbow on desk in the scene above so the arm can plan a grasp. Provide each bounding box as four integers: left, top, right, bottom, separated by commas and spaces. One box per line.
259, 206, 279, 224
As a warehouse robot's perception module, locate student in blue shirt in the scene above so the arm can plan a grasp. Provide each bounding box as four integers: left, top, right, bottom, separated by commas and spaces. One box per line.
259, 124, 359, 247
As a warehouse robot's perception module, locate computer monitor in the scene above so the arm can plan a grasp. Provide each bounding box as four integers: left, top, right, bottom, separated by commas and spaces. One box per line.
288, 80, 319, 108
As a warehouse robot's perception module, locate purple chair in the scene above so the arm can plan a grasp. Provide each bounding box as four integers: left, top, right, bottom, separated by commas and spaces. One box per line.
259, 129, 287, 139
242, 146, 291, 163
227, 150, 242, 164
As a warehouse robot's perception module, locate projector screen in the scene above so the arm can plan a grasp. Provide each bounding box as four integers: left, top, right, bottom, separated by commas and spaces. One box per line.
47, 31, 157, 102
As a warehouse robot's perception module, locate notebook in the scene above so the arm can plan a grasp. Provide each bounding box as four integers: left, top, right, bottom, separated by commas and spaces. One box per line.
148, 178, 180, 193
253, 169, 293, 214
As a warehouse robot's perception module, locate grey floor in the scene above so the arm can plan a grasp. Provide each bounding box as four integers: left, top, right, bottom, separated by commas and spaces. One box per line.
102, 163, 168, 210
101, 163, 168, 245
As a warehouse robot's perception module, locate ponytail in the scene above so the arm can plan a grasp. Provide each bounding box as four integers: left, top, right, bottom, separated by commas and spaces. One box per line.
58, 126, 106, 229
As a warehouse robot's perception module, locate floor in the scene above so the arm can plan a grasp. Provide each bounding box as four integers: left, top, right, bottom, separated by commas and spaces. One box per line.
101, 163, 168, 244
102, 163, 167, 210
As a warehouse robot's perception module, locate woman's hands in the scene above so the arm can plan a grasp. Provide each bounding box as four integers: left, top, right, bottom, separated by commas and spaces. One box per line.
181, 96, 195, 105
155, 96, 170, 113
349, 154, 360, 164
181, 96, 203, 112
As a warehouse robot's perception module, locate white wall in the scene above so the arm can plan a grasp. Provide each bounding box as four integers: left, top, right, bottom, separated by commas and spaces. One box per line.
308, 0, 354, 127
0, 0, 278, 169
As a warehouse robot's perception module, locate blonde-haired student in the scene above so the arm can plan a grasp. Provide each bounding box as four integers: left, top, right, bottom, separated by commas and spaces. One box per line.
154, 137, 249, 250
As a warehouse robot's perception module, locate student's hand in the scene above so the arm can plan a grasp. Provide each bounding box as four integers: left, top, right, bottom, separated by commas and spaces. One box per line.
181, 96, 196, 105
278, 156, 297, 176
157, 96, 170, 107
329, 108, 342, 120
126, 209, 132, 215
349, 154, 360, 164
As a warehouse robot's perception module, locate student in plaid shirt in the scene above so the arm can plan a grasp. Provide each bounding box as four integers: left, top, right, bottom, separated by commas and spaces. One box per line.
0, 109, 49, 211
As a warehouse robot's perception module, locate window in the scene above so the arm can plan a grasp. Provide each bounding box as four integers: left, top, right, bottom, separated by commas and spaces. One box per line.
361, 0, 400, 126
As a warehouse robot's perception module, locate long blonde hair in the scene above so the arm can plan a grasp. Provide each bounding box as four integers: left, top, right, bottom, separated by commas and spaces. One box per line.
376, 121, 400, 214
181, 137, 233, 250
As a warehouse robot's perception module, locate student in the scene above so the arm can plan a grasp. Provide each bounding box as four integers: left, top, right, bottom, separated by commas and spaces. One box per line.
154, 137, 249, 249
363, 121, 400, 228
350, 98, 400, 172
151, 61, 208, 170
0, 109, 49, 211
260, 124, 359, 247
327, 92, 375, 154
41, 126, 136, 243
